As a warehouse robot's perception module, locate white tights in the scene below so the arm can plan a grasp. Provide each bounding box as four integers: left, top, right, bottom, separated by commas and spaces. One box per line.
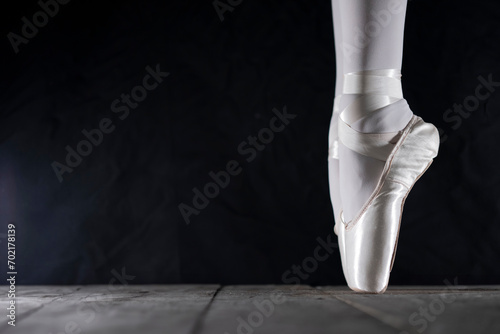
329, 0, 414, 225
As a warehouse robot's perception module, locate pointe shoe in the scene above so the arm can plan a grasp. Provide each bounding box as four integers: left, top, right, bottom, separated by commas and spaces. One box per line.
337, 69, 440, 293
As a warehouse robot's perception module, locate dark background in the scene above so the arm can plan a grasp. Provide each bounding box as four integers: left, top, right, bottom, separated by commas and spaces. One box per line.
0, 0, 499, 286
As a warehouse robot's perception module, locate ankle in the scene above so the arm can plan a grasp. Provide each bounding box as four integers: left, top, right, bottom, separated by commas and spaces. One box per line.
349, 98, 413, 133
338, 69, 414, 134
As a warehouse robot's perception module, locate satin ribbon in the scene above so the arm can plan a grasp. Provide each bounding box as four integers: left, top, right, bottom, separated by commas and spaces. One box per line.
338, 69, 403, 162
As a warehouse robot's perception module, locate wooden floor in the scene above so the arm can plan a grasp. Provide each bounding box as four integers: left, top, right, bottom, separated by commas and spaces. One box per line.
1, 285, 499, 334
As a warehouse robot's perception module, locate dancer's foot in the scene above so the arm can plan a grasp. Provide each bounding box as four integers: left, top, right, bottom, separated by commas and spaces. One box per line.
338, 69, 413, 224
337, 69, 439, 293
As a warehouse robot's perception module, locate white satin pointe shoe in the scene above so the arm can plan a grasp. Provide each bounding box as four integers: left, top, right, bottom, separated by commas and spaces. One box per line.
337, 69, 440, 293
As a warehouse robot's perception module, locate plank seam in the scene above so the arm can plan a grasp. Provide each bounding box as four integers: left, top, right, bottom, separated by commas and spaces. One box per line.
189, 285, 223, 334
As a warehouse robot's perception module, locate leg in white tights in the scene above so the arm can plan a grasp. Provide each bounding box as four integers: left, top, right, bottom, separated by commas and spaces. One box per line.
333, 0, 414, 223
329, 0, 440, 293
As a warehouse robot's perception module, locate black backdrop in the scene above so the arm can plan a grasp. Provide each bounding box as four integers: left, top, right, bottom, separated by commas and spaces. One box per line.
0, 0, 499, 286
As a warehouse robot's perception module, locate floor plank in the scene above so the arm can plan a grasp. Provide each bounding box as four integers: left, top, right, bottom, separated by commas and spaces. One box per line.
0, 285, 82, 332
322, 285, 500, 334
1, 285, 499, 334
1, 285, 220, 334
197, 285, 399, 334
